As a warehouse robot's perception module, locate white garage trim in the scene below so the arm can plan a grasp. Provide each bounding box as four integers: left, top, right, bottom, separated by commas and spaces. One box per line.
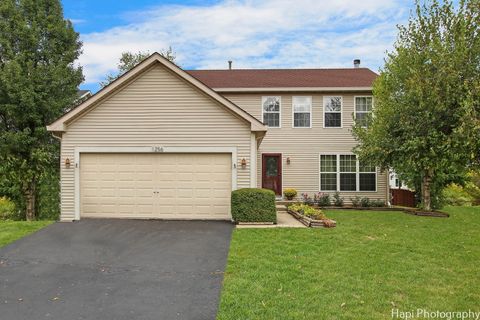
250, 133, 257, 188
74, 146, 238, 220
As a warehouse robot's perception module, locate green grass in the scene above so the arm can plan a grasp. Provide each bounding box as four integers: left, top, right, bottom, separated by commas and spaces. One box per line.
217, 206, 480, 320
0, 221, 53, 248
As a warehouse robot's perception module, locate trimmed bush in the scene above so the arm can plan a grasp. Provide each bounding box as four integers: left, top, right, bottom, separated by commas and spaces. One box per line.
231, 188, 276, 223
283, 188, 297, 200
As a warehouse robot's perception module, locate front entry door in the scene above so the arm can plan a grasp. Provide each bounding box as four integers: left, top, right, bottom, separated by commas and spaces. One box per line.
262, 154, 282, 195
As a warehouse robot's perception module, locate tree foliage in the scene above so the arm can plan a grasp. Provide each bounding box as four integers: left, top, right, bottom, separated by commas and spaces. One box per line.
353, 0, 480, 210
100, 47, 176, 87
0, 0, 83, 220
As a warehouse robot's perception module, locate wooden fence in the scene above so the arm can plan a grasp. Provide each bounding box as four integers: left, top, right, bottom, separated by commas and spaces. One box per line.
391, 189, 416, 207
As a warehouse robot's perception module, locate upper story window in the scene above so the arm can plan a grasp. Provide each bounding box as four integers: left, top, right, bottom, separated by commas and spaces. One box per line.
355, 96, 373, 127
292, 96, 312, 128
262, 96, 281, 128
323, 96, 342, 128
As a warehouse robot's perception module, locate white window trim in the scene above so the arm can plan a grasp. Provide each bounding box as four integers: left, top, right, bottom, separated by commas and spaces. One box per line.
354, 96, 374, 127
319, 154, 337, 191
292, 96, 312, 128
319, 153, 377, 192
323, 96, 343, 129
261, 96, 281, 128
73, 146, 238, 221
339, 155, 357, 192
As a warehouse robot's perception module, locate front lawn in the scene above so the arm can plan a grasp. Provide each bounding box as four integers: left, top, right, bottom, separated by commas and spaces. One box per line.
0, 221, 53, 248
217, 206, 480, 320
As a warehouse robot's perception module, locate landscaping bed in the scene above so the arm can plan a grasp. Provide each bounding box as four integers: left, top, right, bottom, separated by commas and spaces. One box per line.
286, 203, 336, 228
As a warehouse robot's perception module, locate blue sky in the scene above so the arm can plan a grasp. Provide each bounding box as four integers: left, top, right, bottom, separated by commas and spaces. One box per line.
62, 0, 416, 93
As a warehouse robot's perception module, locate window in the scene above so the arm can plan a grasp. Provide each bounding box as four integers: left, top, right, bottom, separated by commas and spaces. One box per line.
320, 154, 376, 192
359, 162, 376, 191
324, 96, 342, 127
355, 96, 373, 127
293, 96, 312, 128
320, 155, 337, 191
262, 96, 281, 127
340, 155, 356, 191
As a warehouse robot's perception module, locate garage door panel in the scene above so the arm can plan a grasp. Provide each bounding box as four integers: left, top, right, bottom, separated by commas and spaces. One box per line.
80, 153, 231, 219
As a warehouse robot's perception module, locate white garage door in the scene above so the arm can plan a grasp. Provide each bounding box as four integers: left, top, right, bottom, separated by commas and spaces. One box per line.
80, 153, 232, 219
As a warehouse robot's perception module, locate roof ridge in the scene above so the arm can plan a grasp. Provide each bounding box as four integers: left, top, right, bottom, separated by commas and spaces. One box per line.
187, 68, 373, 71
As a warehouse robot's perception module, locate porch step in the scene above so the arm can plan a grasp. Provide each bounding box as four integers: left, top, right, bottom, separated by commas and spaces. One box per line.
275, 200, 297, 206
276, 204, 288, 212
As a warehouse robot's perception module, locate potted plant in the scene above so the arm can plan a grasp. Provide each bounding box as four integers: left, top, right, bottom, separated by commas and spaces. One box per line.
283, 188, 297, 200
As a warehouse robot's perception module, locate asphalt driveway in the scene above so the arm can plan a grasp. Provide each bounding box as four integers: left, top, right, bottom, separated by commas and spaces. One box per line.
0, 219, 233, 320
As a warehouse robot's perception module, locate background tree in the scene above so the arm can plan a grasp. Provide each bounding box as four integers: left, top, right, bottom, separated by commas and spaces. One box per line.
0, 0, 83, 220
353, 0, 480, 211
101, 47, 176, 87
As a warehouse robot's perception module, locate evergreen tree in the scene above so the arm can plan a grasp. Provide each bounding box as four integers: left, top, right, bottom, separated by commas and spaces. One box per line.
0, 0, 83, 220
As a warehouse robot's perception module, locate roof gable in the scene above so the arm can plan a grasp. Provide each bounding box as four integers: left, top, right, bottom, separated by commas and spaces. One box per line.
47, 53, 266, 133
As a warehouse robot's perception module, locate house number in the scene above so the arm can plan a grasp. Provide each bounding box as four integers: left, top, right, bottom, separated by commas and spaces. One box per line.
152, 146, 164, 152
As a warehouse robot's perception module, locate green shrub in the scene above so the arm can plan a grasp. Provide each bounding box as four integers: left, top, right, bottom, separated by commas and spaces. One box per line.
333, 192, 344, 207
443, 183, 474, 206
351, 196, 362, 207
316, 193, 331, 207
0, 197, 16, 220
231, 188, 276, 223
370, 199, 386, 207
283, 188, 297, 200
288, 203, 326, 220
360, 197, 371, 207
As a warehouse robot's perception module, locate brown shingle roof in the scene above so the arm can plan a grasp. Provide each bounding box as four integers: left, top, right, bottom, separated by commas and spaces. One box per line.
186, 68, 377, 89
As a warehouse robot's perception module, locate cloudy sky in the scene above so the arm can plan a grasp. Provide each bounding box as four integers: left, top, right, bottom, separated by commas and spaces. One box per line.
62, 0, 416, 92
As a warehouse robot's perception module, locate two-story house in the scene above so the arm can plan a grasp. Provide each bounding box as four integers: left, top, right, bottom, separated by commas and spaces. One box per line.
47, 53, 387, 221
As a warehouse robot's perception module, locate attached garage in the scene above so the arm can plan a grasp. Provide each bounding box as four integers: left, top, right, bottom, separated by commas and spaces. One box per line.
80, 153, 232, 220
47, 53, 266, 221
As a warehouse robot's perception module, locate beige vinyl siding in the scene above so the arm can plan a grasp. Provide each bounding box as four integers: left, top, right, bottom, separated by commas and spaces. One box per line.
60, 64, 252, 220
224, 93, 388, 203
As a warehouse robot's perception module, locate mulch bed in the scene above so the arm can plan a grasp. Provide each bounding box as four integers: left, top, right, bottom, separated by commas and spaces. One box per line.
285, 204, 450, 218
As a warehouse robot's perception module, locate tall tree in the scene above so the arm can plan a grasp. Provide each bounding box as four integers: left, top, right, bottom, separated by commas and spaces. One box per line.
353, 0, 480, 211
0, 0, 83, 220
101, 47, 176, 87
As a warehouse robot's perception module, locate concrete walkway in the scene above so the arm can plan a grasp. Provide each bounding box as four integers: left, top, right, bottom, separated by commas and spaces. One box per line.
236, 212, 305, 228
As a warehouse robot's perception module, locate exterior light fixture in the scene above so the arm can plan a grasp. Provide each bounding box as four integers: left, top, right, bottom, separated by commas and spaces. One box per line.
286, 157, 291, 165
65, 158, 71, 169
241, 158, 247, 168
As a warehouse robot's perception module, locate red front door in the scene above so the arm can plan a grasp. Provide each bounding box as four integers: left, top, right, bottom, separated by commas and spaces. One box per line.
262, 154, 282, 195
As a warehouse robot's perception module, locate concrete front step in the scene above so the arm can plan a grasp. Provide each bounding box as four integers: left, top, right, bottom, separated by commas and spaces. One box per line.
276, 205, 288, 212
275, 200, 298, 206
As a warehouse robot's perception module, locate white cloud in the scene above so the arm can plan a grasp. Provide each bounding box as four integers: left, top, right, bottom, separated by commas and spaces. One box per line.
79, 0, 410, 86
